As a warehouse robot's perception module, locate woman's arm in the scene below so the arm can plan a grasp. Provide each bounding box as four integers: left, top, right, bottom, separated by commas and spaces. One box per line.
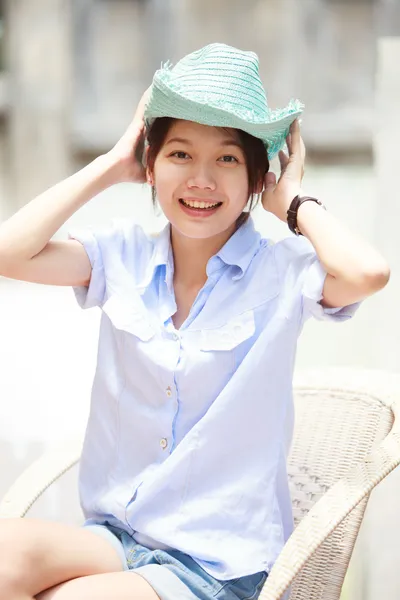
262, 119, 390, 308
0, 88, 149, 286
0, 155, 125, 285
296, 200, 390, 308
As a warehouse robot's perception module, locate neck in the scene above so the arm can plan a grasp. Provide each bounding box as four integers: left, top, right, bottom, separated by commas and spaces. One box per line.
171, 223, 237, 288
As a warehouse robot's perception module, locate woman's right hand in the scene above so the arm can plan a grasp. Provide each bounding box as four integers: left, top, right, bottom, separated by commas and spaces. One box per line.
0, 87, 153, 285
106, 86, 152, 184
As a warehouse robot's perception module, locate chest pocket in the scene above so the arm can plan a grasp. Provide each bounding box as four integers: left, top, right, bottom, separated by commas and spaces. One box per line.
200, 310, 255, 352
102, 293, 155, 342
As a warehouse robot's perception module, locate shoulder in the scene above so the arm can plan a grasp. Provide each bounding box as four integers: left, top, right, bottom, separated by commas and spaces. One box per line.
270, 235, 317, 276
95, 218, 151, 251
70, 219, 161, 278
249, 235, 318, 292
78, 219, 159, 264
272, 235, 316, 262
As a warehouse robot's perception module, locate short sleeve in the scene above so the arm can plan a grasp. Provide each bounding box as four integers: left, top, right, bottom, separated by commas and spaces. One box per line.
68, 228, 106, 309
301, 254, 361, 322
67, 219, 156, 310
273, 236, 361, 324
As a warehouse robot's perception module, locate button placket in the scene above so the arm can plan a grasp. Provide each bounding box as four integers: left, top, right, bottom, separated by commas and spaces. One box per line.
161, 330, 181, 454
162, 385, 173, 451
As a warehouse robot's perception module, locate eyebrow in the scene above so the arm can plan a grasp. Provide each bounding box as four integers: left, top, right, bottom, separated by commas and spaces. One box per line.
164, 136, 243, 150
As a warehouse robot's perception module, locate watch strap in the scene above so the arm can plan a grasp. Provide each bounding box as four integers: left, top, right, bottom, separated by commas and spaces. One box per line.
287, 195, 325, 236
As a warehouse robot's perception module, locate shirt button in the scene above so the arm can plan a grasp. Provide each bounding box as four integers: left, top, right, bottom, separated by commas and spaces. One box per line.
166, 386, 172, 397
172, 333, 179, 341
160, 438, 168, 449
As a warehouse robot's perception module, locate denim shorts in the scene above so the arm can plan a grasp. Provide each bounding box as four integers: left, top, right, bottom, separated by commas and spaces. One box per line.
84, 522, 268, 600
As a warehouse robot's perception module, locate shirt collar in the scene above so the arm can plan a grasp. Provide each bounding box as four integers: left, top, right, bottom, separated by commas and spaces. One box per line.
136, 223, 171, 293
213, 216, 261, 280
140, 216, 261, 291
152, 222, 171, 270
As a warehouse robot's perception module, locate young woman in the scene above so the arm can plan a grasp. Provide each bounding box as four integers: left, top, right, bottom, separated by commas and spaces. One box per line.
0, 44, 390, 600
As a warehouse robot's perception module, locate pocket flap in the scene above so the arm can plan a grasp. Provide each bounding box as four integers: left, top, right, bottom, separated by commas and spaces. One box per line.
201, 310, 255, 351
103, 294, 155, 342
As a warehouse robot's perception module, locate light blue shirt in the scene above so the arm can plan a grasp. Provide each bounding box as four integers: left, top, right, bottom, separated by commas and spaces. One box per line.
69, 217, 360, 580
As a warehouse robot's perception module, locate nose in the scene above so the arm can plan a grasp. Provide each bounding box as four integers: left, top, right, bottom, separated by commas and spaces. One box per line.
186, 163, 217, 191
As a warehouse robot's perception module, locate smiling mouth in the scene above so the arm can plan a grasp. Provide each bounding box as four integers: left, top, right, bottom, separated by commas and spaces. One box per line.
179, 198, 223, 210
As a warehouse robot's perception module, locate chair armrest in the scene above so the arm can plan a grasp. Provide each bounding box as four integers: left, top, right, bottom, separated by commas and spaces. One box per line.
0, 437, 83, 519
259, 399, 400, 600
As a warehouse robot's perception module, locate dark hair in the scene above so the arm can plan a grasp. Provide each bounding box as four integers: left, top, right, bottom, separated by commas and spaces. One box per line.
145, 117, 269, 227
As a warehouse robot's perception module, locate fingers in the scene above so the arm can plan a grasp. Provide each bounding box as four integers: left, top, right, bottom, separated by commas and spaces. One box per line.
134, 126, 146, 164
124, 88, 151, 140
289, 119, 306, 159
131, 87, 152, 128
286, 119, 306, 179
300, 136, 306, 163
286, 133, 292, 156
289, 118, 300, 148
279, 150, 289, 172
265, 171, 276, 186
261, 172, 276, 209
137, 87, 151, 115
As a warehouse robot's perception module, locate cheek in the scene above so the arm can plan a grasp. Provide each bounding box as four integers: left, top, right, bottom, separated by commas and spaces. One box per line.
153, 163, 179, 202
226, 171, 249, 206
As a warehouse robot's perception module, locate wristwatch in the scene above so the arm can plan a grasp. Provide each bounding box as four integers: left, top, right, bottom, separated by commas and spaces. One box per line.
287, 195, 326, 236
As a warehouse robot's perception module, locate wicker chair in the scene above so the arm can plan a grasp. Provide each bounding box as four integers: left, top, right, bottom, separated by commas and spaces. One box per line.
1, 367, 399, 600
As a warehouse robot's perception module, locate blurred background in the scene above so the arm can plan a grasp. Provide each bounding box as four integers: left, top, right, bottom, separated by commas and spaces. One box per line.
0, 1, 399, 598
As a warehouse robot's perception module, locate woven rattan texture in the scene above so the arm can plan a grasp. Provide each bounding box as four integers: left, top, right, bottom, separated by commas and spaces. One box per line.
285, 388, 392, 600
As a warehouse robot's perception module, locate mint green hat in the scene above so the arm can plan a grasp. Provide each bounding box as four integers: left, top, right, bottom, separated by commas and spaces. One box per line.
144, 43, 304, 161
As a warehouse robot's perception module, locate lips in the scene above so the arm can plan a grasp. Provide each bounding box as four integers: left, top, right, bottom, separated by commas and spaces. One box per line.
180, 197, 223, 209
178, 197, 223, 218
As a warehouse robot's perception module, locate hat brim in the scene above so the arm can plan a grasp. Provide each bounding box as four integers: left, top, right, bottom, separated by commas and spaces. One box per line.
144, 72, 304, 161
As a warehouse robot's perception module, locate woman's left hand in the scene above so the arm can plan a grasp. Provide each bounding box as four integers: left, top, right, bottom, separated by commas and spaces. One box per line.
261, 119, 306, 222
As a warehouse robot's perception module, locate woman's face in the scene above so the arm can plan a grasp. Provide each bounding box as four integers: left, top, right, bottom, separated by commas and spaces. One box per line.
151, 120, 250, 239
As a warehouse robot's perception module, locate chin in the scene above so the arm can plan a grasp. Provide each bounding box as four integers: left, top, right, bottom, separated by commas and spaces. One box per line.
168, 213, 239, 240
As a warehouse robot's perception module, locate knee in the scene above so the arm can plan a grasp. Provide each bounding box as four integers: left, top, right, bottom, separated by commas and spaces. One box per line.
0, 518, 36, 598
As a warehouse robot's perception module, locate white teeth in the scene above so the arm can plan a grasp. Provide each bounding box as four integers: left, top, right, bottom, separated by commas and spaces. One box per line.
181, 199, 219, 209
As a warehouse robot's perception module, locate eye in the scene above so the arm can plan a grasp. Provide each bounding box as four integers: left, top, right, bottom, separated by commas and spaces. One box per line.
219, 155, 239, 163
170, 151, 190, 159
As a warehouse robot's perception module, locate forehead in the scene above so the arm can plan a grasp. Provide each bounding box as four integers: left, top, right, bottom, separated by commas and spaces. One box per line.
165, 119, 240, 144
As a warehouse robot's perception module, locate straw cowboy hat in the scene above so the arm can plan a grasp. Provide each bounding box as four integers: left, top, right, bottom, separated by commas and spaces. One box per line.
144, 42, 304, 160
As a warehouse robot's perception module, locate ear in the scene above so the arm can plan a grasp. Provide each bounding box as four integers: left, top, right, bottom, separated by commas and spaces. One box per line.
146, 168, 154, 186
